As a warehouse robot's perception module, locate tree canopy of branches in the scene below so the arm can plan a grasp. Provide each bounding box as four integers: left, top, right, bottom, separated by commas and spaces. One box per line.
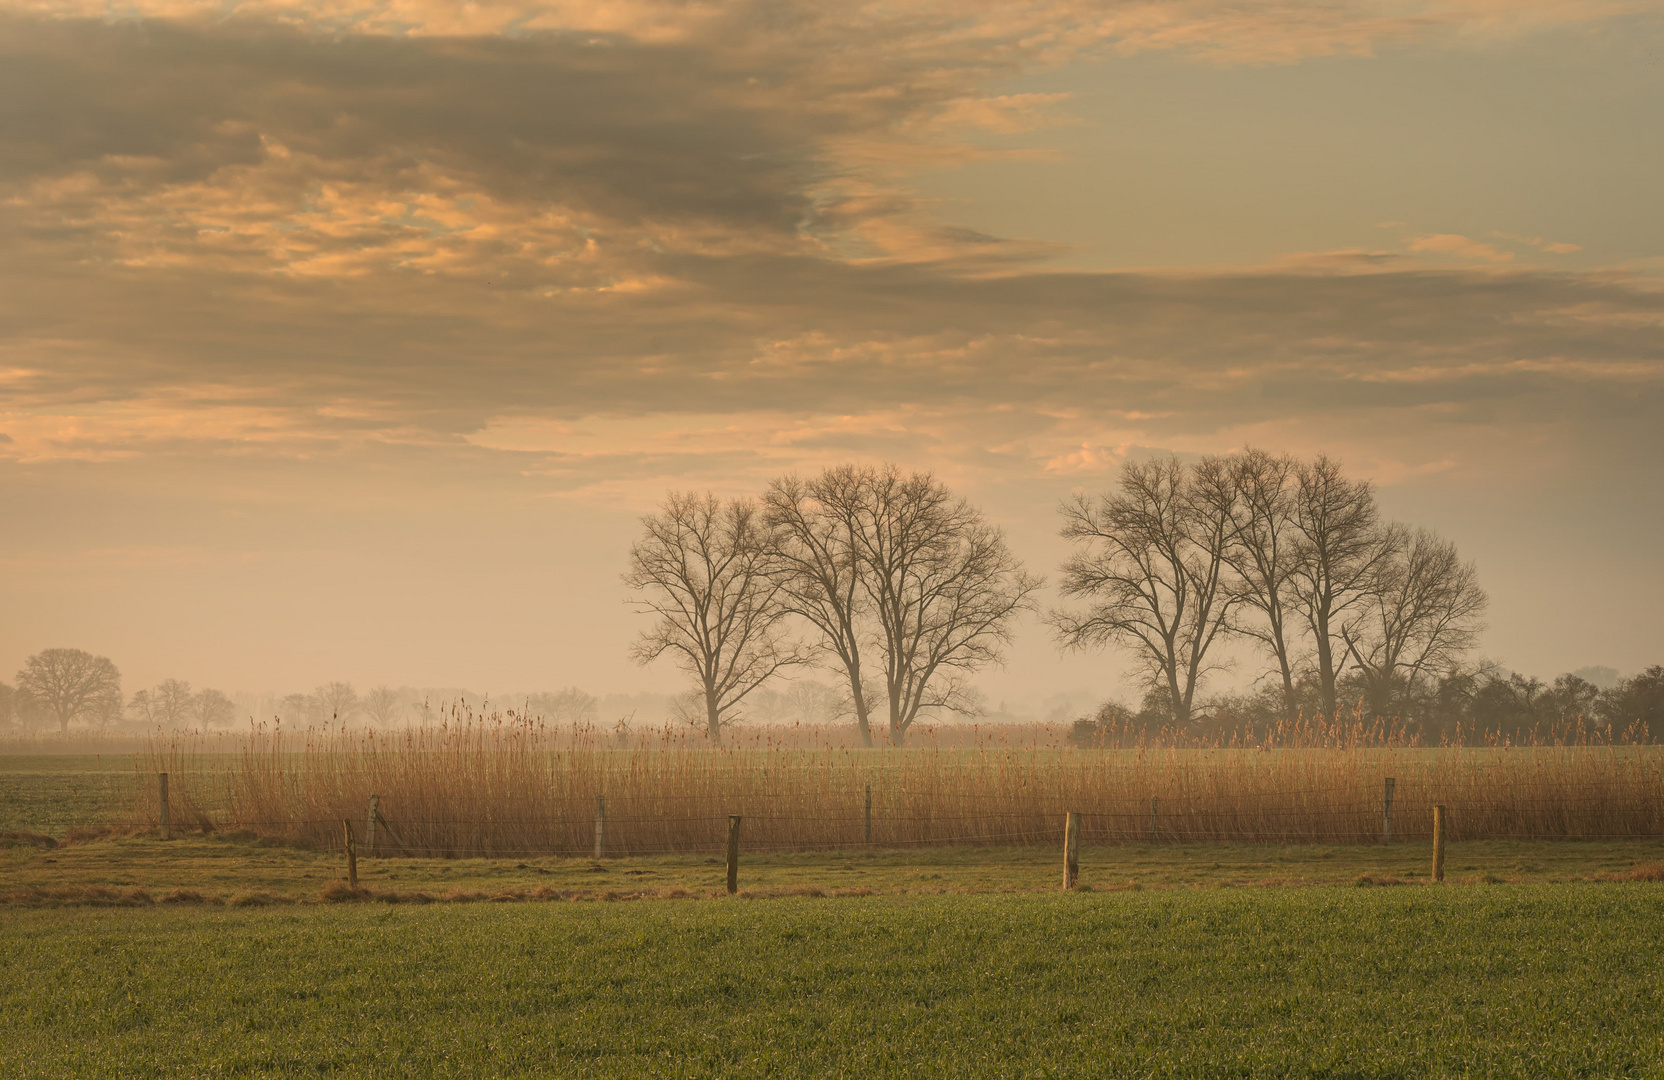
312, 682, 360, 724
1288, 455, 1395, 716
764, 465, 1039, 746
362, 685, 404, 727
1218, 449, 1303, 717
624, 492, 806, 744
1342, 526, 1489, 719
854, 467, 1041, 745
1054, 456, 1241, 726
763, 466, 880, 745
15, 648, 122, 734
190, 687, 238, 728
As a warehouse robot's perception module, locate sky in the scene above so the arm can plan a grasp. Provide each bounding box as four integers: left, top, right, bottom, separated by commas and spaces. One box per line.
1, 0, 1661, 713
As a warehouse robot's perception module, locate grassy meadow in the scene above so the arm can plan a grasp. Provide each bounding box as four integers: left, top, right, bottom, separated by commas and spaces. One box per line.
6, 886, 1664, 1078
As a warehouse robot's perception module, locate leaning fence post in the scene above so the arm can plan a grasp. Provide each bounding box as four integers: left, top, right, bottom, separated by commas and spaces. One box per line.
1382, 778, 1395, 844
1063, 811, 1082, 890
343, 819, 358, 889
366, 795, 380, 857
593, 795, 606, 860
158, 773, 171, 841
1432, 804, 1446, 883
1148, 796, 1159, 842
726, 815, 741, 895
864, 785, 873, 846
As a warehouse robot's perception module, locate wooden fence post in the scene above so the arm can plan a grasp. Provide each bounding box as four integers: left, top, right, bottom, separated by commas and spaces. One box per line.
366, 795, 380, 857
1382, 778, 1395, 844
1432, 804, 1446, 883
864, 785, 873, 846
158, 773, 170, 841
593, 795, 606, 860
726, 815, 741, 895
343, 819, 358, 889
1063, 811, 1081, 890
1148, 796, 1159, 842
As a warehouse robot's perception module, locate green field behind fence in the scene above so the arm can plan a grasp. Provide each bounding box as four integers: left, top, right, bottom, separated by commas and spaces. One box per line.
5, 886, 1664, 1079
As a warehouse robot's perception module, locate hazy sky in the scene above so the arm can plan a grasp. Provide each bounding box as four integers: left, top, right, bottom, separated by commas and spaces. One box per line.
2, 0, 1661, 711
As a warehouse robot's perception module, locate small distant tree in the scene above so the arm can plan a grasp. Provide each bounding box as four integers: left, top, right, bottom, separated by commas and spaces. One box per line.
362, 685, 403, 727
127, 688, 155, 725
624, 492, 807, 744
311, 682, 359, 724
528, 687, 599, 723
153, 679, 194, 726
190, 688, 237, 728
1598, 666, 1664, 739
15, 648, 122, 734
278, 693, 310, 725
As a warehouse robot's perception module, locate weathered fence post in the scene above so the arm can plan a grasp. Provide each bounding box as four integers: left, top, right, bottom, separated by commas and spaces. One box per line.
1432, 804, 1446, 883
1148, 796, 1159, 842
343, 819, 358, 889
158, 773, 170, 841
864, 785, 873, 846
1063, 811, 1082, 891
1382, 778, 1395, 844
593, 795, 606, 860
365, 795, 380, 857
726, 815, 741, 895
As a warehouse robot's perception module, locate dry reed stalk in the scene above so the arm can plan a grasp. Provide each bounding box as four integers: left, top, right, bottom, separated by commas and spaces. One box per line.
126, 707, 1664, 858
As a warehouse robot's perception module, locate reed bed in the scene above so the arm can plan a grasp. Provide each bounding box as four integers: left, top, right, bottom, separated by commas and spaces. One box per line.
130, 711, 1664, 858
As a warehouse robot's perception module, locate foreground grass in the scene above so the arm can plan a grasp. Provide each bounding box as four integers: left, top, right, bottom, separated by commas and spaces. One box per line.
0, 755, 137, 835
3, 885, 1663, 1078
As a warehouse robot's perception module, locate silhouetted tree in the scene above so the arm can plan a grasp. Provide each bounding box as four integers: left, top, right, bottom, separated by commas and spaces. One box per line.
190, 688, 237, 727
1217, 448, 1304, 718
311, 682, 359, 723
153, 679, 194, 726
15, 648, 122, 734
1342, 526, 1488, 718
362, 685, 403, 727
1288, 455, 1393, 716
847, 466, 1040, 745
625, 492, 806, 744
1054, 456, 1241, 726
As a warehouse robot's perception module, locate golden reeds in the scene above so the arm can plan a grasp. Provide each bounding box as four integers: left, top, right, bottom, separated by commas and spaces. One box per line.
132, 707, 1664, 857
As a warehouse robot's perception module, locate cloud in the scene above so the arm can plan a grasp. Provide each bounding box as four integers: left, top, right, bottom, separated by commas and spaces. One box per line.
1408, 233, 1516, 263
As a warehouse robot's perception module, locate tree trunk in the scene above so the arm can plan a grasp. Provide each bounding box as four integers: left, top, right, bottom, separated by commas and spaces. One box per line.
705, 686, 722, 746
888, 684, 905, 747
848, 670, 873, 748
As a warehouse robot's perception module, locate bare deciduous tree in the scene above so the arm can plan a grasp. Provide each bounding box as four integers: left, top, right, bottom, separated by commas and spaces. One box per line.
1342, 526, 1489, 717
312, 681, 360, 724
191, 688, 238, 728
1288, 455, 1394, 716
361, 685, 403, 727
624, 492, 806, 745
1218, 448, 1305, 717
153, 679, 194, 726
763, 467, 879, 746
1054, 456, 1241, 726
15, 648, 122, 734
527, 687, 598, 723
852, 467, 1041, 745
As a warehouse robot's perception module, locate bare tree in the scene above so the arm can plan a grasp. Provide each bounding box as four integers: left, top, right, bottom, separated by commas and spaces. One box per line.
763, 467, 879, 746
1054, 456, 1241, 726
190, 688, 238, 728
624, 492, 806, 745
311, 682, 360, 724
362, 685, 403, 727
15, 648, 122, 734
528, 687, 599, 723
1342, 526, 1488, 718
851, 467, 1041, 745
153, 679, 194, 726
1218, 448, 1305, 717
1288, 455, 1394, 716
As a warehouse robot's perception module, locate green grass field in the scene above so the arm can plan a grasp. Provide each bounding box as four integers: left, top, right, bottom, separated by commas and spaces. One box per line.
4, 886, 1664, 1078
